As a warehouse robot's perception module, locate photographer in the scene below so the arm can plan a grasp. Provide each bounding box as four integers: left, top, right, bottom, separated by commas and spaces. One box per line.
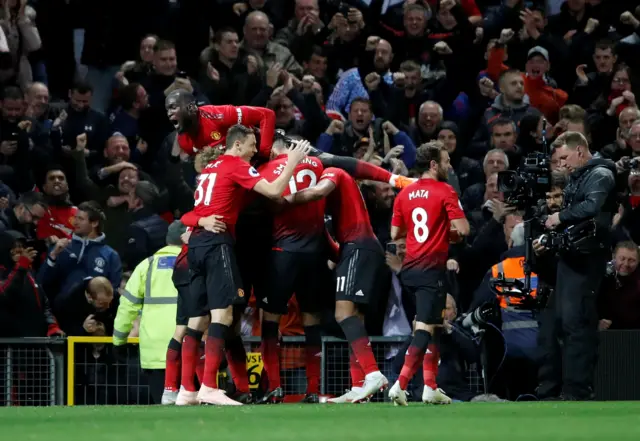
536, 131, 617, 401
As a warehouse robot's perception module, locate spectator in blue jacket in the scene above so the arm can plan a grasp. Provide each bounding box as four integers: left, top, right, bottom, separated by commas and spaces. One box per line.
38, 201, 122, 314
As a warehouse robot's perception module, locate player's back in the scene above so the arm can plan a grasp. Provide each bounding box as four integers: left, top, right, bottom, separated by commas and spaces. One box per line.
259, 154, 325, 252
191, 155, 262, 243
393, 178, 463, 270
321, 167, 377, 247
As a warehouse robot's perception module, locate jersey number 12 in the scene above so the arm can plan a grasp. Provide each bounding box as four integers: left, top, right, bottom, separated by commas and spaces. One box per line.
288, 169, 317, 194
195, 173, 217, 206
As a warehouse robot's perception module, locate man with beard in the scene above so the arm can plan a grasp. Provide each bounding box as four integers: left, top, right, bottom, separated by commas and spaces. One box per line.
36, 167, 77, 243
387, 141, 469, 406
326, 39, 394, 116
165, 89, 275, 158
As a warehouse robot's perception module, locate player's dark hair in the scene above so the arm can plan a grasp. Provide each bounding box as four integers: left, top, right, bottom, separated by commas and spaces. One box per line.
71, 79, 93, 95
154, 39, 175, 53
78, 201, 106, 233
2, 85, 23, 101
414, 141, 445, 175
226, 124, 254, 150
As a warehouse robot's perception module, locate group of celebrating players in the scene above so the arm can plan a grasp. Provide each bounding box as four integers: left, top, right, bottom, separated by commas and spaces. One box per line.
160, 91, 469, 406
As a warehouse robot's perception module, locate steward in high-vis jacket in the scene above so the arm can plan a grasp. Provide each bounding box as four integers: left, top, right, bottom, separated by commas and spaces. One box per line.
113, 223, 183, 404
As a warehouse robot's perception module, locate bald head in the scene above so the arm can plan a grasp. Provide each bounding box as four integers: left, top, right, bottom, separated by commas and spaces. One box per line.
374, 39, 393, 71
86, 277, 114, 311
244, 11, 271, 50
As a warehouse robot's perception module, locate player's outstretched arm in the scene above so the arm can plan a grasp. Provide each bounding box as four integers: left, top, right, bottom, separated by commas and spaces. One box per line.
317, 152, 414, 189
253, 139, 311, 199
238, 106, 275, 157
286, 179, 336, 204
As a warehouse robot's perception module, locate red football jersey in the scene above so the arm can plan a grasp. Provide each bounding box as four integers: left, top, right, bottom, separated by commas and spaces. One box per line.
320, 167, 376, 245
259, 154, 325, 251
177, 105, 275, 158
36, 205, 77, 240
392, 178, 465, 270
181, 155, 264, 239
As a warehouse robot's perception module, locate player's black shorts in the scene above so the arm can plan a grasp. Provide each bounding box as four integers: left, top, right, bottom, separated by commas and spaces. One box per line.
187, 243, 245, 316
260, 249, 328, 315
335, 244, 386, 305
236, 212, 272, 301
175, 285, 189, 326
400, 268, 446, 325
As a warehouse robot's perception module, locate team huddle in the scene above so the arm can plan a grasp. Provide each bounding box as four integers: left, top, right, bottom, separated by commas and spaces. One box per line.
161, 94, 469, 406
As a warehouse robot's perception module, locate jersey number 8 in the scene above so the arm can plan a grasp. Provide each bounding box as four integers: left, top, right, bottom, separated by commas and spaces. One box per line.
195, 173, 217, 206
412, 207, 429, 243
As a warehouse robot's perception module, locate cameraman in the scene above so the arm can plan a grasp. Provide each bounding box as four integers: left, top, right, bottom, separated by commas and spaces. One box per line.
536, 131, 617, 400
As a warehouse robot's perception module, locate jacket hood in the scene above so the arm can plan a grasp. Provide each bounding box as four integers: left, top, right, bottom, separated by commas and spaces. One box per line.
71, 233, 107, 262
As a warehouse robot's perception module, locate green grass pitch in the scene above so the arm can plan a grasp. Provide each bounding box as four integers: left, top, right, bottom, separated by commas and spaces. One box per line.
2, 402, 640, 441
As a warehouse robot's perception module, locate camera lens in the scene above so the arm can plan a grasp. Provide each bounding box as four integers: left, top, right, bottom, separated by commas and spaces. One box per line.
497, 171, 519, 192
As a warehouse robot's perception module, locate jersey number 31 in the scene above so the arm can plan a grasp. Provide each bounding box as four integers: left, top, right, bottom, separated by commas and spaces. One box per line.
195, 173, 217, 206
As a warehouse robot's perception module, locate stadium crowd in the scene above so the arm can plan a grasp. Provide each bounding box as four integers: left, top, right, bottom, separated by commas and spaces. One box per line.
1, 0, 640, 406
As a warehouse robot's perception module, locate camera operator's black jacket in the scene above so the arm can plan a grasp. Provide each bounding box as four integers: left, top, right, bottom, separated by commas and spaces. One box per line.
559, 158, 617, 248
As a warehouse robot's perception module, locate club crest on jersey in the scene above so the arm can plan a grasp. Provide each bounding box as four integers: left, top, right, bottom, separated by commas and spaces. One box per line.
249, 167, 260, 177
237, 288, 245, 298
94, 257, 105, 273
211, 131, 221, 140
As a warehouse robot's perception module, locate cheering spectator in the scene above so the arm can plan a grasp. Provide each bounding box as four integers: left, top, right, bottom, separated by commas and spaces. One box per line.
0, 230, 63, 338
598, 241, 640, 330
37, 201, 121, 313
0, 191, 47, 240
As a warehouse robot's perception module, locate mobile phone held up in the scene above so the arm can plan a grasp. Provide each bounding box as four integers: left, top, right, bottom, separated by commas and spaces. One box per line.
386, 243, 397, 255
